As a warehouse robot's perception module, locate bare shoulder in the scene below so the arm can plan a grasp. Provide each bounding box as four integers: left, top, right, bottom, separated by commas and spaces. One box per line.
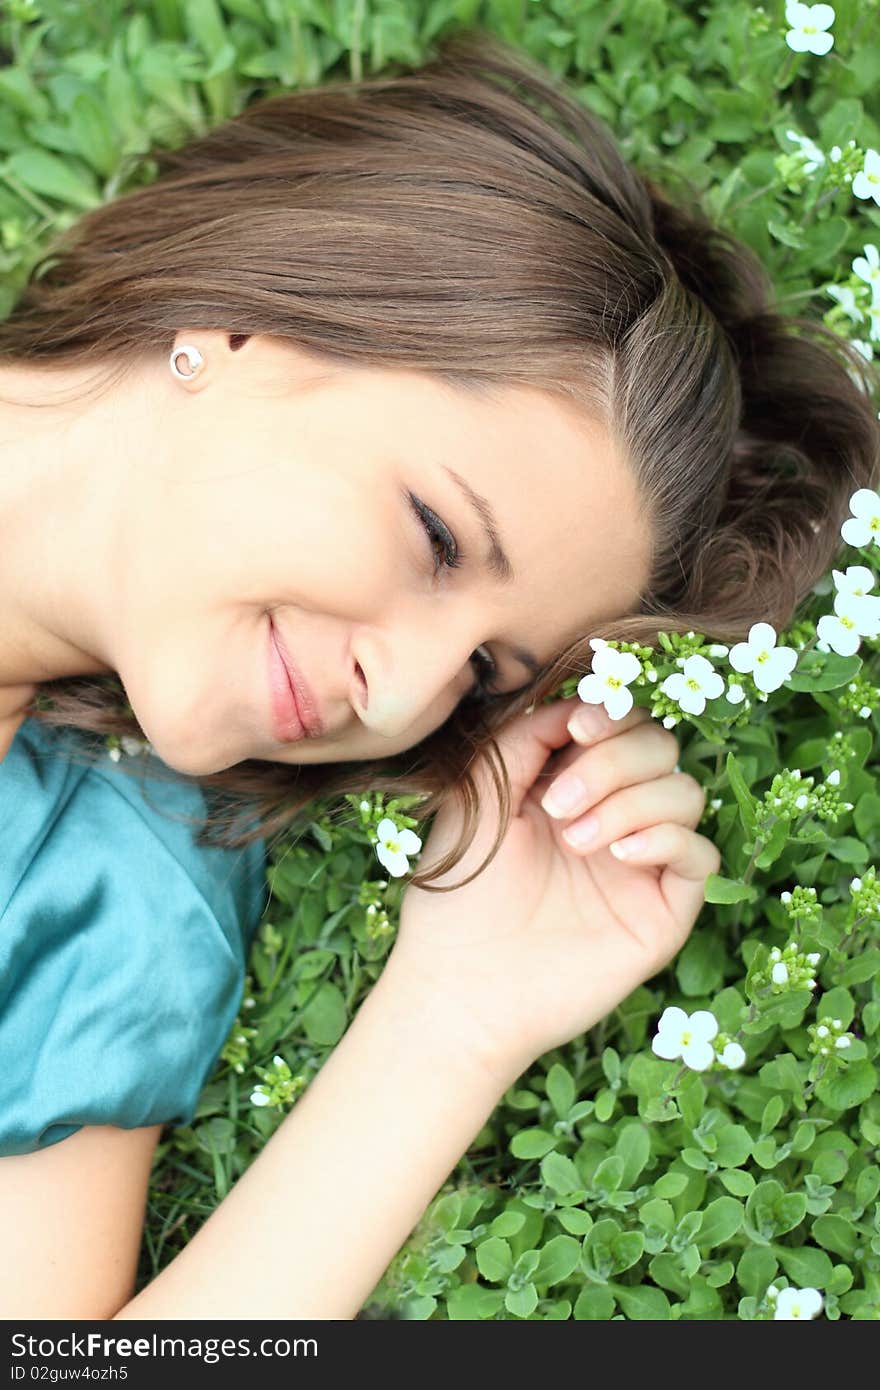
0, 683, 37, 763
0, 1123, 163, 1318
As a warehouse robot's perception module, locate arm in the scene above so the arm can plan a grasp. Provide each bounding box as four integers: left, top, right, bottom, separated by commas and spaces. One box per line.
114, 957, 515, 1320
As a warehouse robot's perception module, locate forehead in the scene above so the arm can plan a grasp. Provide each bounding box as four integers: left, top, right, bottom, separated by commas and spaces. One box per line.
423, 374, 653, 650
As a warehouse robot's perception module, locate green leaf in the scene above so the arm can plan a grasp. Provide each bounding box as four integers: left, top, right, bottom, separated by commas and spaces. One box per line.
714, 1124, 753, 1168
300, 981, 347, 1045
704, 873, 758, 904
510, 1128, 559, 1159
446, 1284, 505, 1319
726, 751, 759, 837
592, 1154, 625, 1192
475, 1237, 513, 1283
785, 651, 862, 692
505, 1283, 538, 1318
546, 1063, 576, 1119
736, 1246, 778, 1298
615, 1122, 651, 1188
719, 1168, 755, 1198
697, 1197, 745, 1249
540, 1152, 583, 1196
534, 1234, 582, 1286
611, 1231, 645, 1274
774, 1245, 835, 1289
815, 1059, 877, 1111
812, 1214, 858, 1260
675, 930, 726, 995
557, 1208, 594, 1236
773, 1192, 807, 1237
612, 1283, 671, 1319
488, 1211, 526, 1239
652, 1171, 690, 1198
573, 1285, 616, 1319
5, 148, 102, 210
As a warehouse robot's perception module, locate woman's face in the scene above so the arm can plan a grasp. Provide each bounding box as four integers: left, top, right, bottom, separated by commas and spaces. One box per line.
3, 331, 654, 775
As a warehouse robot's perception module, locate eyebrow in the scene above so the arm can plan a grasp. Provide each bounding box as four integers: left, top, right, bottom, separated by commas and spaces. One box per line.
441, 464, 542, 681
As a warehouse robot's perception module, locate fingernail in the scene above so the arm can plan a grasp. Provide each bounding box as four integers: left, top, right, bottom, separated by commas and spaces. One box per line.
610, 833, 645, 859
567, 706, 602, 744
563, 815, 599, 848
541, 771, 586, 817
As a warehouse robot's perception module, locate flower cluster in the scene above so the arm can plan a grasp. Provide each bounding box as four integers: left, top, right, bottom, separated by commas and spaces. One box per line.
106, 733, 152, 762
220, 1021, 258, 1075
779, 884, 822, 931
752, 943, 821, 995
250, 1054, 311, 1110
849, 866, 880, 921
807, 1015, 855, 1060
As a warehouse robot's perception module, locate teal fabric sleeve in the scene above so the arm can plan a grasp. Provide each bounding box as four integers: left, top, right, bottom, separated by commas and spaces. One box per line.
0, 717, 269, 1157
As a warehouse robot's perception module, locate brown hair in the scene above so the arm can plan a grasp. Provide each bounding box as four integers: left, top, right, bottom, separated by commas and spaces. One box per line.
1, 28, 877, 889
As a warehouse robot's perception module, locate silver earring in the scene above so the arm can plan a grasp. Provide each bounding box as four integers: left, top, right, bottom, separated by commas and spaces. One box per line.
169, 344, 204, 380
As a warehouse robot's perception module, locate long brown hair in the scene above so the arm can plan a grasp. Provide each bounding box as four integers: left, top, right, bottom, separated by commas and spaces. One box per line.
1, 28, 877, 889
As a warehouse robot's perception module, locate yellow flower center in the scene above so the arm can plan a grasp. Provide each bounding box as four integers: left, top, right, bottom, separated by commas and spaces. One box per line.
681, 1030, 692, 1045
606, 675, 622, 689
756, 650, 769, 664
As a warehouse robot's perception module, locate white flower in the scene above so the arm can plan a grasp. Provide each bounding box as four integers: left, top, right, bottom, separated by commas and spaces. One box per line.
853, 244, 880, 302
662, 714, 679, 729
727, 681, 745, 704
120, 735, 149, 757
660, 654, 725, 716
784, 2, 835, 56
107, 746, 122, 762
832, 565, 880, 623
807, 952, 821, 964
835, 1035, 851, 1048
728, 623, 798, 693
772, 962, 790, 985
853, 149, 880, 207
717, 1041, 747, 1070
826, 284, 864, 322
374, 817, 422, 878
651, 1006, 719, 1072
839, 489, 878, 547
250, 1088, 271, 1107
827, 769, 841, 786
359, 799, 370, 812
785, 128, 825, 174
272, 1055, 286, 1068
774, 1286, 824, 1320
816, 571, 880, 655
577, 645, 643, 720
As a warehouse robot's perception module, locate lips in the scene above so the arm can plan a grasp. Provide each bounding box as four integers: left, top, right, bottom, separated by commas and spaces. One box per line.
269, 617, 325, 737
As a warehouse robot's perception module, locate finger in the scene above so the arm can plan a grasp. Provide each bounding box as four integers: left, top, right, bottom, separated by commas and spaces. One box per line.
540, 720, 681, 821
559, 772, 707, 853
419, 695, 584, 875
566, 698, 655, 746
604, 821, 722, 938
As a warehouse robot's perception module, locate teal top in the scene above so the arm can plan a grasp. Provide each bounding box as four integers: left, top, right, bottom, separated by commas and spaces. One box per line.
0, 717, 269, 1157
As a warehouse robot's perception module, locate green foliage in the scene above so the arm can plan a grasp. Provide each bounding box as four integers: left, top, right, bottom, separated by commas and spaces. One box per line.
4, 0, 880, 1321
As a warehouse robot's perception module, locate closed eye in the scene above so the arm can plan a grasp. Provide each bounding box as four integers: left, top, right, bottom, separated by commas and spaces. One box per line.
406, 491, 501, 699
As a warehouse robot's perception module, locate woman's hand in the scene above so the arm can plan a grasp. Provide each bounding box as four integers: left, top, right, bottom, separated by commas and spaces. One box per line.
387, 694, 721, 1085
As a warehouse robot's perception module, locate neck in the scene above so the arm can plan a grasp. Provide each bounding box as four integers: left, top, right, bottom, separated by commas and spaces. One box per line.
0, 358, 124, 696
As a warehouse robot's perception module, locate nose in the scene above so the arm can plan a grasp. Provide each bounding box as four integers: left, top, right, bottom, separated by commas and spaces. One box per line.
350, 614, 479, 739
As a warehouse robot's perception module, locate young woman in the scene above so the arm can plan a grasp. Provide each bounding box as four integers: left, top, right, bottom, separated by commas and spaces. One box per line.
0, 30, 876, 1319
